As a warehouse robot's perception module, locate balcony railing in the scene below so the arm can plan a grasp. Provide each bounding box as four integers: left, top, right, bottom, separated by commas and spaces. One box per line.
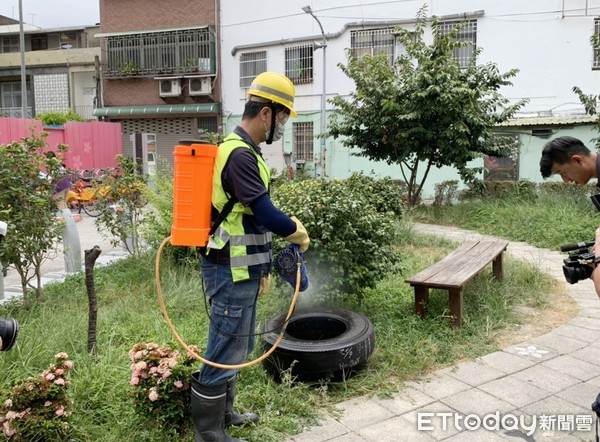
103, 27, 216, 79
0, 107, 33, 118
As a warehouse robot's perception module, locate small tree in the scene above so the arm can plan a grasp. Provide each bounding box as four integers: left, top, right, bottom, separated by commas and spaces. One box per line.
328, 7, 527, 207
94, 155, 149, 256
573, 34, 600, 146
0, 132, 65, 307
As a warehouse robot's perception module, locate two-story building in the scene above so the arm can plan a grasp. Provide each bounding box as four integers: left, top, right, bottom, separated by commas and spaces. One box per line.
0, 15, 100, 120
93, 0, 221, 176
219, 0, 600, 194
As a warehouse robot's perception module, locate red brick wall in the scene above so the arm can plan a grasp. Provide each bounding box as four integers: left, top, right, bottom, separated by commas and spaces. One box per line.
104, 78, 216, 106
99, 0, 220, 107
100, 0, 216, 33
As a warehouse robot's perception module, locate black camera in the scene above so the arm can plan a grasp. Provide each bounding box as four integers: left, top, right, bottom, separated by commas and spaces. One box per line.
593, 392, 600, 417
0, 317, 19, 351
560, 241, 599, 284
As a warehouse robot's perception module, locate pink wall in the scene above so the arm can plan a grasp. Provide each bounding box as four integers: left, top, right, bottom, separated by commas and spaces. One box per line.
0, 118, 123, 170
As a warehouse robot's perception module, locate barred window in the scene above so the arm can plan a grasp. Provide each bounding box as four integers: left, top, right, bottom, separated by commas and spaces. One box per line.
240, 51, 267, 88
438, 19, 477, 68
1, 36, 19, 53
105, 27, 215, 78
350, 28, 398, 63
293, 122, 314, 161
285, 44, 313, 84
594, 18, 600, 69
197, 116, 218, 134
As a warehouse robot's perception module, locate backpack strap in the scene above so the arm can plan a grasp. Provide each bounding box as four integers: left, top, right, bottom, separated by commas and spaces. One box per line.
208, 196, 238, 237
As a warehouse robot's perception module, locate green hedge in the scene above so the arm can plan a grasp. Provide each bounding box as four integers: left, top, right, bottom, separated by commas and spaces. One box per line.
272, 174, 402, 302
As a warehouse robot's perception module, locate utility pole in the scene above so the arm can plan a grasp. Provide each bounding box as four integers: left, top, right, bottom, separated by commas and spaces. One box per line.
19, 0, 27, 118
302, 6, 328, 177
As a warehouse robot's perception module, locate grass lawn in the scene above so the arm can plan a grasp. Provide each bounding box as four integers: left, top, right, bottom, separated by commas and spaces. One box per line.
0, 220, 564, 441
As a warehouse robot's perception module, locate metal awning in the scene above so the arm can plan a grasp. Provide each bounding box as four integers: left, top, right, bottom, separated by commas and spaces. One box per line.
496, 114, 597, 127
93, 103, 220, 117
95, 25, 208, 38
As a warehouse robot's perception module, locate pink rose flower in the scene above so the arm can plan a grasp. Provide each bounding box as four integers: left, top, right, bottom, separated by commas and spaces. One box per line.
54, 378, 66, 386
174, 380, 183, 388
130, 377, 140, 386
55, 405, 65, 416
148, 388, 159, 402
55, 352, 69, 360
63, 361, 74, 370
46, 373, 56, 381
135, 361, 147, 370
3, 421, 16, 437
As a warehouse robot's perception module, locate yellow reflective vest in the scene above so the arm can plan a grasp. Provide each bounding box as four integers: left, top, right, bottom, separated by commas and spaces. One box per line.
207, 132, 272, 282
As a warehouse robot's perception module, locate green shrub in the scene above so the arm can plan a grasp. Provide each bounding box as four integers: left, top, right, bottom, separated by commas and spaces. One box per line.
128, 343, 196, 432
460, 179, 538, 201
272, 177, 401, 301
36, 110, 85, 126
345, 173, 403, 216
433, 180, 459, 206
0, 353, 74, 440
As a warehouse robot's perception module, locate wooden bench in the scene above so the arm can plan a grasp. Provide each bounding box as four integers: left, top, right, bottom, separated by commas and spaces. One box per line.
405, 238, 509, 328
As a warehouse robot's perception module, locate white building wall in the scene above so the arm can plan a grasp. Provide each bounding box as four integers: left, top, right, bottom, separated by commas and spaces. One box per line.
220, 0, 600, 194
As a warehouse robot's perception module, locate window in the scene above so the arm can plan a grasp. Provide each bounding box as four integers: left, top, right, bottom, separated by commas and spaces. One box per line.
105, 27, 215, 77
594, 18, 600, 69
1, 81, 33, 117
31, 34, 48, 51
240, 51, 267, 88
438, 19, 477, 67
293, 122, 314, 161
484, 134, 519, 181
285, 44, 313, 84
198, 116, 218, 134
1, 36, 19, 53
350, 28, 401, 64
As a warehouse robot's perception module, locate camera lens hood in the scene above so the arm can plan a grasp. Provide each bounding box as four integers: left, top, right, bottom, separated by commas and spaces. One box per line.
0, 317, 19, 351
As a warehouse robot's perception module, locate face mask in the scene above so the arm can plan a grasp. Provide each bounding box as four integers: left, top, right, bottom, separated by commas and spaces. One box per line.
264, 112, 288, 144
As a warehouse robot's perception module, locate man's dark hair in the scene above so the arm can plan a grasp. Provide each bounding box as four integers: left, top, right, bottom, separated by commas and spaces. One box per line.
242, 99, 287, 120
540, 136, 591, 178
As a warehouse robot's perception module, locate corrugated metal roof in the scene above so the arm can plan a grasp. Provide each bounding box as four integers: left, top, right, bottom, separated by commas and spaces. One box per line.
497, 114, 597, 127
93, 103, 221, 117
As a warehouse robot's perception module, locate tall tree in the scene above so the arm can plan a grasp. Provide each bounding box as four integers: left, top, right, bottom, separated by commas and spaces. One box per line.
573, 34, 600, 145
328, 8, 527, 207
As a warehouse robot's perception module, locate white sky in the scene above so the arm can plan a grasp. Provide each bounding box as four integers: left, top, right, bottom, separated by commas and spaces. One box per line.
0, 0, 100, 29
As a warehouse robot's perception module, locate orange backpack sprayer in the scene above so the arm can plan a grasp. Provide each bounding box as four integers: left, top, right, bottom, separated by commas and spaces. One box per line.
155, 140, 301, 369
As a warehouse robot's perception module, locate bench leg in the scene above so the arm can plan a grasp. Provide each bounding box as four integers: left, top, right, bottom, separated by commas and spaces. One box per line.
449, 288, 463, 328
414, 286, 429, 318
492, 252, 504, 281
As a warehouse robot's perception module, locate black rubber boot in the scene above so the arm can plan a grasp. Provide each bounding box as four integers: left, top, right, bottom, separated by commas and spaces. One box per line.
224, 376, 259, 428
190, 372, 244, 442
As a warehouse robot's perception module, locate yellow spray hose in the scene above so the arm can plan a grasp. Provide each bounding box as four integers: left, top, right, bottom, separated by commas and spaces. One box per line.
155, 236, 300, 369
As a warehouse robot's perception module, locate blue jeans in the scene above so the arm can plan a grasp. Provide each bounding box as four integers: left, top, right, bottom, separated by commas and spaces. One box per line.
198, 257, 260, 386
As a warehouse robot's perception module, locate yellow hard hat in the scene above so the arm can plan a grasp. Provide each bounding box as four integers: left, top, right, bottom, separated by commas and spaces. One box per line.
248, 72, 297, 117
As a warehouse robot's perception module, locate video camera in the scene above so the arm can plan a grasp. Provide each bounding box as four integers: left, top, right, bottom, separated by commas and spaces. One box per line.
0, 317, 18, 351
560, 241, 599, 284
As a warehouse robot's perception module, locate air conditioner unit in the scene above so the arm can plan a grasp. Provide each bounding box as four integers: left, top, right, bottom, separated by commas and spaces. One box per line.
188, 77, 212, 96
159, 79, 181, 97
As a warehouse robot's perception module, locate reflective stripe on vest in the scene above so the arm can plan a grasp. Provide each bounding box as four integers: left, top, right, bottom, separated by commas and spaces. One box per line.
208, 227, 272, 249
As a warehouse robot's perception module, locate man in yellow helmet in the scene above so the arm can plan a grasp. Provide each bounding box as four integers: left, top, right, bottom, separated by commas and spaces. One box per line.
190, 72, 310, 442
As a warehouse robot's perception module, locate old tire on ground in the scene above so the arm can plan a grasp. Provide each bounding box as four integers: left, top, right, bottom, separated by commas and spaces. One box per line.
260, 307, 375, 382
